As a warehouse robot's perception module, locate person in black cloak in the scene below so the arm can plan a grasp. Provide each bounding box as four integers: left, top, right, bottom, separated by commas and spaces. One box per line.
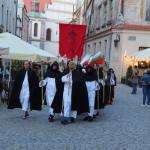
84, 65, 99, 121
61, 61, 89, 125
39, 61, 63, 122
105, 69, 115, 105
8, 61, 42, 119
108, 68, 117, 101
94, 67, 106, 118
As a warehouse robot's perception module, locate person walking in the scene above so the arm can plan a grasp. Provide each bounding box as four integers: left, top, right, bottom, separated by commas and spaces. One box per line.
141, 69, 150, 106
8, 61, 42, 119
131, 66, 139, 94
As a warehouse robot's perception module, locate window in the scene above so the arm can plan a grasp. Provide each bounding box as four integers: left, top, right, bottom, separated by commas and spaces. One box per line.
31, 2, 39, 12
46, 28, 51, 41
97, 5, 101, 29
34, 23, 38, 37
146, 0, 150, 21
103, 2, 107, 24
93, 43, 96, 53
99, 41, 102, 51
6, 10, 8, 31
88, 44, 91, 53
121, 0, 124, 16
1, 4, 4, 26
105, 40, 107, 54
110, 0, 113, 20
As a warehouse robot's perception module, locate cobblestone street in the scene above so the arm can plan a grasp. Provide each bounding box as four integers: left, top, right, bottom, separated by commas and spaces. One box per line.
0, 84, 150, 150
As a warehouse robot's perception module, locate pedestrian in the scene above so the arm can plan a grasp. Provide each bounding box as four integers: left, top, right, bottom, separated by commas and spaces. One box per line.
131, 66, 139, 94
94, 67, 105, 118
39, 61, 63, 122
84, 65, 98, 121
61, 61, 89, 125
108, 68, 117, 100
141, 69, 150, 106
105, 71, 115, 105
8, 61, 42, 119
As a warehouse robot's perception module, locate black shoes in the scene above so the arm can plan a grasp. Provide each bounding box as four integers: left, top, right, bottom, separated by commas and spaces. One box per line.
93, 112, 99, 119
83, 116, 89, 121
83, 116, 93, 122
61, 117, 76, 125
25, 111, 29, 117
61, 119, 70, 125
48, 115, 54, 122
70, 117, 75, 123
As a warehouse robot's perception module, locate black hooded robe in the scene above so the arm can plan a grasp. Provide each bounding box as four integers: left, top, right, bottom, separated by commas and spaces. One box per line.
8, 69, 42, 111
47, 63, 64, 113
71, 67, 89, 114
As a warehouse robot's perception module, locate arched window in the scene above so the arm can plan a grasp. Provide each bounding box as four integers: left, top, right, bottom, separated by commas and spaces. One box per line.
34, 23, 38, 37
46, 28, 51, 41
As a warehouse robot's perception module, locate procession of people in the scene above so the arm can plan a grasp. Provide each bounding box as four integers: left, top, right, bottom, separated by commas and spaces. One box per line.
7, 60, 117, 125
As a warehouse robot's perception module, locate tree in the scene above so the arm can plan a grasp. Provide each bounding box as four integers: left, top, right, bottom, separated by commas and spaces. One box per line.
126, 65, 133, 80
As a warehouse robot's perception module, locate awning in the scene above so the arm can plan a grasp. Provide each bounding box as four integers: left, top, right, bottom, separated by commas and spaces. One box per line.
0, 32, 56, 61
131, 48, 150, 61
0, 44, 9, 55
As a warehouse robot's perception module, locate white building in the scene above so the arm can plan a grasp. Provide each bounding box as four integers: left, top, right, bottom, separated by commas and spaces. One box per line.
84, 0, 150, 81
28, 0, 77, 57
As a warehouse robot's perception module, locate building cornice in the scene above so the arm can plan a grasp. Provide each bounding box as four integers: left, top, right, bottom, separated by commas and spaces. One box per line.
52, 0, 76, 5
46, 8, 73, 15
85, 24, 150, 42
112, 24, 150, 31
85, 28, 112, 42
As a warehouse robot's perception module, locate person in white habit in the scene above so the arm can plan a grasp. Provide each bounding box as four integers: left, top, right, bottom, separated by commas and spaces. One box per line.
8, 61, 42, 119
61, 61, 77, 124
39, 62, 63, 122
61, 61, 89, 125
84, 65, 99, 121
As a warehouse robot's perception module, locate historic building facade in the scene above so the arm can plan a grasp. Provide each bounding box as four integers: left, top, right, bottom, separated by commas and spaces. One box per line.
16, 0, 30, 41
25, 0, 77, 56
0, 0, 29, 41
84, 0, 150, 81
0, 0, 18, 34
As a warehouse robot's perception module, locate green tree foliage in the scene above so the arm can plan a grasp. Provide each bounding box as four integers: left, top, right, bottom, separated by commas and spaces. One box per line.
126, 65, 133, 80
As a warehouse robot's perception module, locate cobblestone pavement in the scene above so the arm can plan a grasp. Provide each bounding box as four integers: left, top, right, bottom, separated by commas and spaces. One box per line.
0, 84, 150, 150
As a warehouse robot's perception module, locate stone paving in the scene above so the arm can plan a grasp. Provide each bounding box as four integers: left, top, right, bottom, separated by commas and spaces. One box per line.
0, 84, 150, 150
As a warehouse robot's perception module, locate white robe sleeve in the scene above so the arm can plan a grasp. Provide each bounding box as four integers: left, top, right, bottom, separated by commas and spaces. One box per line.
62, 73, 71, 83
110, 78, 115, 85
39, 78, 48, 87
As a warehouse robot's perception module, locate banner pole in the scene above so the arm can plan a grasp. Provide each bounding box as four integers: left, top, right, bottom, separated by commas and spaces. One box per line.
41, 62, 44, 106
102, 57, 105, 107
97, 65, 100, 111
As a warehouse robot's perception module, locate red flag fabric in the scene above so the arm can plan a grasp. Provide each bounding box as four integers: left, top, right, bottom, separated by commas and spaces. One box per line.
59, 24, 87, 59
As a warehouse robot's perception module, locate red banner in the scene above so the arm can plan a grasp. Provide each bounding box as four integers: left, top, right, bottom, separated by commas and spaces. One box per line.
59, 24, 87, 59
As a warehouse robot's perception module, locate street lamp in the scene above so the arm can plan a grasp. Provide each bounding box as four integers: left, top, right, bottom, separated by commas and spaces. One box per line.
114, 34, 120, 47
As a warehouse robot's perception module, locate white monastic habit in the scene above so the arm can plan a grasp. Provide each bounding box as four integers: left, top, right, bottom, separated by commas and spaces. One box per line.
86, 81, 99, 117
19, 71, 30, 112
61, 73, 77, 119
39, 77, 56, 115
